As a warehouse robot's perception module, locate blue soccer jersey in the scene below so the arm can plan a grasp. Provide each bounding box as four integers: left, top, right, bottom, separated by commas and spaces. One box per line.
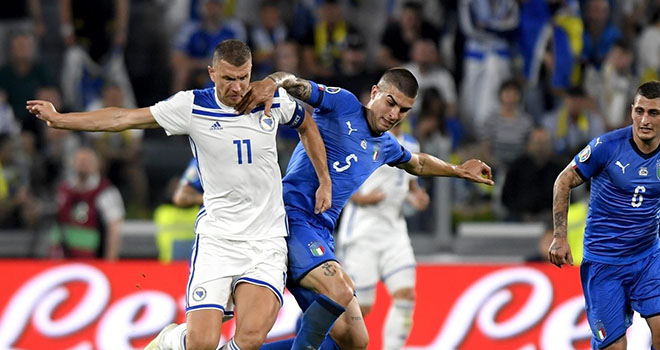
282, 82, 412, 230
573, 126, 660, 264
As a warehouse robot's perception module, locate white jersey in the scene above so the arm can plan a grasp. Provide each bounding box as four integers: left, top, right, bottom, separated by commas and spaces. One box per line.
150, 87, 305, 240
337, 133, 420, 245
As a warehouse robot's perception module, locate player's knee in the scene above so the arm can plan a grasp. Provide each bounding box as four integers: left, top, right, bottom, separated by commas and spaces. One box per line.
185, 328, 220, 350
323, 279, 355, 307
234, 328, 268, 350
391, 287, 415, 302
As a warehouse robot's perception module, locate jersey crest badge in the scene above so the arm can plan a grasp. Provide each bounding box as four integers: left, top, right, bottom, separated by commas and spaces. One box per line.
325, 86, 341, 94
192, 286, 207, 301
656, 159, 660, 180
308, 241, 325, 257
640, 167, 648, 176
594, 320, 607, 341
260, 115, 275, 132
578, 145, 591, 163
372, 144, 381, 161
360, 139, 367, 149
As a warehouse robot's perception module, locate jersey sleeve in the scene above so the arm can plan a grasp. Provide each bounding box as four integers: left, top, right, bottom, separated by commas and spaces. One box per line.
271, 88, 305, 128
180, 158, 203, 193
306, 81, 362, 115
149, 90, 194, 135
383, 133, 412, 166
572, 137, 610, 180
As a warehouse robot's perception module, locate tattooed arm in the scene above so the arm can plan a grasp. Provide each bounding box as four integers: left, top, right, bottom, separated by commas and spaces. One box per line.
234, 71, 312, 115
548, 163, 585, 267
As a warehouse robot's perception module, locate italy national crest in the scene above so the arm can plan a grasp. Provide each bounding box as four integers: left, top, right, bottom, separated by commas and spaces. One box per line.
308, 241, 325, 256
372, 144, 381, 161
656, 159, 660, 180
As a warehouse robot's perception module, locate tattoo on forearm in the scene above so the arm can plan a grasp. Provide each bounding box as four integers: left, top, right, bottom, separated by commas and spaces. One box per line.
552, 167, 585, 238
321, 262, 336, 276
418, 157, 426, 175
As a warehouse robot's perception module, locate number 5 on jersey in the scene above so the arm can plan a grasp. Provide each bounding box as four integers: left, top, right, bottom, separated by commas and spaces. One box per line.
234, 139, 252, 164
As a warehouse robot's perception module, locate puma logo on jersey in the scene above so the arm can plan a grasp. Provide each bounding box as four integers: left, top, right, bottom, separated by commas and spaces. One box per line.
346, 121, 357, 135
615, 161, 630, 173
209, 121, 223, 131
594, 137, 602, 147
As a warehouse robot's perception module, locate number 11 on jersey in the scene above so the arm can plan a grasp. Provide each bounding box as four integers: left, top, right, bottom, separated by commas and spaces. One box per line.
233, 139, 252, 164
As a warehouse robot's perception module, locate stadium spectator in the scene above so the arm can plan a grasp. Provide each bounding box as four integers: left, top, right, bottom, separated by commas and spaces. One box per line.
0, 133, 33, 230
581, 0, 622, 71
300, 0, 357, 78
377, 1, 440, 69
171, 0, 247, 92
59, 0, 136, 111
49, 147, 125, 260
0, 0, 43, 66
501, 128, 563, 222
458, 0, 519, 132
479, 79, 533, 172
0, 31, 54, 146
542, 85, 605, 159
637, 9, 660, 83
403, 38, 457, 119
248, 1, 288, 80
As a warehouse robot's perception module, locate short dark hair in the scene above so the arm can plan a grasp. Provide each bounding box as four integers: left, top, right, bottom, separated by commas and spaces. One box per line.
213, 39, 252, 67
378, 67, 419, 98
637, 81, 660, 100
499, 79, 521, 95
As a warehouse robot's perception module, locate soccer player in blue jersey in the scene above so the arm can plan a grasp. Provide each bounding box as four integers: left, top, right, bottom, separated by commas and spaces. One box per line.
28, 40, 332, 350
236, 68, 494, 350
549, 81, 660, 350
172, 158, 204, 208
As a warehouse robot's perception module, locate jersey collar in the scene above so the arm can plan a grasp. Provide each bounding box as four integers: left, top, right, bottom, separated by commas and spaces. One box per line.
629, 137, 660, 159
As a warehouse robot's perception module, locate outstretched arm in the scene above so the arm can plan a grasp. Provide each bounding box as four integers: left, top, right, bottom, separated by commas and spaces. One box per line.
297, 111, 332, 214
235, 72, 312, 115
172, 184, 204, 208
397, 153, 494, 185
27, 100, 159, 131
548, 163, 585, 267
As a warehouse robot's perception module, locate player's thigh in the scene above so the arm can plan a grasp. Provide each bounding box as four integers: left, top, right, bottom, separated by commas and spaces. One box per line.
380, 237, 416, 297
285, 216, 337, 283
185, 234, 238, 314
329, 296, 369, 349
341, 240, 380, 306
299, 260, 355, 306
631, 251, 660, 318
581, 259, 632, 350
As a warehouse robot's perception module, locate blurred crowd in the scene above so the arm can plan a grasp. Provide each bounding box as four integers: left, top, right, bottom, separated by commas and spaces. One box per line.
0, 0, 653, 251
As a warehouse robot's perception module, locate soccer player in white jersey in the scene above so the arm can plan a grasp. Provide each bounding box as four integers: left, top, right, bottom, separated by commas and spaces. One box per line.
27, 39, 332, 350
336, 123, 428, 350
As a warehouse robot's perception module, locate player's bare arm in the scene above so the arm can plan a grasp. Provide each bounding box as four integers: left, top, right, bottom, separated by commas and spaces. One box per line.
350, 189, 385, 205
235, 72, 312, 115
296, 110, 332, 214
397, 153, 494, 185
549, 163, 585, 267
26, 100, 159, 131
173, 184, 204, 208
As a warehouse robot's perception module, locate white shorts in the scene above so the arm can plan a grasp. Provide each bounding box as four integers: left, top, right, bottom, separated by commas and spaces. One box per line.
185, 234, 287, 316
339, 233, 416, 306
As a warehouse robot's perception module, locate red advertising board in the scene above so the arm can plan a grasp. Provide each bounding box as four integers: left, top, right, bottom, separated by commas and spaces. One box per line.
0, 261, 652, 349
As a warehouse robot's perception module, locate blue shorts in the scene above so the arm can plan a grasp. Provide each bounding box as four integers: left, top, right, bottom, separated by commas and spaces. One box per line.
581, 249, 660, 349
285, 212, 337, 311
